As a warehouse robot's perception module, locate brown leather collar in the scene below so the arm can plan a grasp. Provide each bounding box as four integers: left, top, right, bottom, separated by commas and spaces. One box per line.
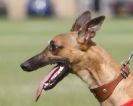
90, 64, 130, 102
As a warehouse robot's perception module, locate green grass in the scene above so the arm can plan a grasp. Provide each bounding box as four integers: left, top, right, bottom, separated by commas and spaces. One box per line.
0, 17, 133, 106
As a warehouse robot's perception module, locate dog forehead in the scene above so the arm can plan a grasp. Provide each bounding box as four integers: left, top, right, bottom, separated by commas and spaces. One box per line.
51, 32, 77, 45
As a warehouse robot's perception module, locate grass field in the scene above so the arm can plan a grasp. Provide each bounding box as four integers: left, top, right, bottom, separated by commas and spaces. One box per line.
0, 17, 133, 106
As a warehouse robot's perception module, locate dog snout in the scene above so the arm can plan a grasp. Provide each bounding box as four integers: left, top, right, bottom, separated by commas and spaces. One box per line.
20, 62, 31, 71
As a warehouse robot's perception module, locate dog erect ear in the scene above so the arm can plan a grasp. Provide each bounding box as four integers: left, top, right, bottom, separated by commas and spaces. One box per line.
77, 16, 105, 44
71, 11, 91, 31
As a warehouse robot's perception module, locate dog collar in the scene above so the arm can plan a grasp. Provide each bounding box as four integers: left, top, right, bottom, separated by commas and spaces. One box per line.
90, 64, 130, 102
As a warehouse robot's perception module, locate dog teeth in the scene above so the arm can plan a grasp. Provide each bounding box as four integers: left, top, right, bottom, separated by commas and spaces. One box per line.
43, 83, 49, 89
50, 66, 64, 81
44, 83, 49, 86
57, 70, 60, 74
51, 73, 58, 80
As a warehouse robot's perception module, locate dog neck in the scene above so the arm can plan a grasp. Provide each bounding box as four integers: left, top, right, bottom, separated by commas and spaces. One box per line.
75, 42, 131, 105
76, 42, 120, 87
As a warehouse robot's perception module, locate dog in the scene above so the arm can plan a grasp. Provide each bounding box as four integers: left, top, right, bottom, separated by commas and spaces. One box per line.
21, 11, 133, 106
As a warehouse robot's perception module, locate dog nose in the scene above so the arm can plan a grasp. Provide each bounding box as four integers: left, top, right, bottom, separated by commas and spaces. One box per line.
20, 63, 30, 71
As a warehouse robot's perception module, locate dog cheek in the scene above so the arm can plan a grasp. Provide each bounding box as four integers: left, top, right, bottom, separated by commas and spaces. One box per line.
65, 49, 84, 64
71, 54, 83, 64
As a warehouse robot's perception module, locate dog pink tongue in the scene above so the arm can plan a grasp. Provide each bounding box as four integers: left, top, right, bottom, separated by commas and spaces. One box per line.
35, 66, 60, 102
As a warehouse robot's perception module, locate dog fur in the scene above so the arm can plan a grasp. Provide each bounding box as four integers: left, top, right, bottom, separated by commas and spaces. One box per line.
21, 11, 133, 106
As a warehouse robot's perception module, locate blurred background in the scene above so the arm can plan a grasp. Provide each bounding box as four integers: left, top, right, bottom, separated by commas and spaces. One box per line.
1, 0, 133, 19
0, 0, 133, 106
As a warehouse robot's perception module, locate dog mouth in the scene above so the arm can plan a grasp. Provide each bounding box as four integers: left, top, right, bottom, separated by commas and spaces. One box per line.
35, 62, 70, 102
21, 53, 71, 102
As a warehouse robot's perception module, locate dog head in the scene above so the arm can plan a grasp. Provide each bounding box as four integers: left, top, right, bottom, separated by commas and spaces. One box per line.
20, 11, 105, 101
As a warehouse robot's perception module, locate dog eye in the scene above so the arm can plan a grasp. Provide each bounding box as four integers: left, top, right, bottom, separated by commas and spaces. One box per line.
48, 41, 63, 52
48, 43, 58, 52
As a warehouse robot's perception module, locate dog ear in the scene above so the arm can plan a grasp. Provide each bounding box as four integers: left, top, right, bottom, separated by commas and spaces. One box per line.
77, 16, 105, 44
71, 11, 91, 31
